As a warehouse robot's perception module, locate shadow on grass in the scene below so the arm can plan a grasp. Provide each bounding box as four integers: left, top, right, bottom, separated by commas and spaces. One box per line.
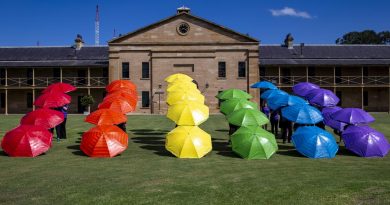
132, 133, 171, 157
0, 151, 8, 156
213, 140, 241, 158
215, 129, 228, 132
337, 147, 357, 156
72, 150, 87, 156
277, 150, 305, 158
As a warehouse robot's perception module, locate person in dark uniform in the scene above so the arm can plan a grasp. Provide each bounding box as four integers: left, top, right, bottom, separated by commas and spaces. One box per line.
280, 113, 293, 144
270, 109, 279, 137
54, 104, 69, 140
261, 102, 270, 130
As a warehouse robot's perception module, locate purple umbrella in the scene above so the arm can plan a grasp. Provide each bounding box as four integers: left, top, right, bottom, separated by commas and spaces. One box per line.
305, 89, 340, 107
292, 82, 320, 97
342, 125, 390, 157
331, 108, 375, 125
322, 106, 347, 131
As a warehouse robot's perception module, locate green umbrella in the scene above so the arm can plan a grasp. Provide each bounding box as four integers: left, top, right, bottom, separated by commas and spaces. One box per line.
220, 99, 258, 115
227, 108, 269, 127
231, 126, 278, 159
216, 89, 252, 100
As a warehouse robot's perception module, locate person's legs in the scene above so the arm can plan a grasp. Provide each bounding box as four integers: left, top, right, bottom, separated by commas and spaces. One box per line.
61, 118, 67, 139
55, 124, 62, 141
271, 121, 275, 134
275, 121, 279, 137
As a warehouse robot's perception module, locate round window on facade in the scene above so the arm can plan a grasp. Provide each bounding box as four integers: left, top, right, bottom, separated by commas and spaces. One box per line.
177, 22, 190, 35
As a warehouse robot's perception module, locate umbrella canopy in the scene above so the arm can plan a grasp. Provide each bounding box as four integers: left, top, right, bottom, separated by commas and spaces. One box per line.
250, 81, 278, 90
80, 125, 128, 158
165, 126, 212, 158
260, 89, 288, 100
220, 98, 258, 115
292, 82, 320, 97
98, 97, 136, 113
342, 125, 390, 157
108, 88, 138, 96
85, 109, 127, 125
20, 108, 64, 129
166, 81, 198, 93
331, 108, 375, 125
1, 125, 52, 157
227, 108, 269, 127
322, 106, 347, 131
231, 126, 278, 159
166, 90, 205, 105
34, 92, 71, 108
104, 91, 137, 103
42, 82, 77, 94
305, 88, 339, 107
216, 89, 252, 100
106, 80, 137, 92
292, 126, 339, 158
166, 102, 209, 126
267, 95, 308, 110
103, 92, 137, 109
164, 73, 193, 83
281, 104, 323, 124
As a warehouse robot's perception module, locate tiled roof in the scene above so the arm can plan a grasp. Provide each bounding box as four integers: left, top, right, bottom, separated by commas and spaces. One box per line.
260, 45, 390, 65
0, 46, 108, 67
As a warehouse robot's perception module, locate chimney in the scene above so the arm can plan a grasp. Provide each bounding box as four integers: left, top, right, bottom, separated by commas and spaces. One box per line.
177, 6, 190, 14
74, 34, 84, 50
284, 33, 294, 49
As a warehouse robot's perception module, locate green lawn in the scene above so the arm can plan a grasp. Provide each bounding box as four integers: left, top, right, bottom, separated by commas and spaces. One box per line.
0, 114, 390, 205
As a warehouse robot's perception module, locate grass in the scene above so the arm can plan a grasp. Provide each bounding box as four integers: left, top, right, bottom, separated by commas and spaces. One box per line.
0, 113, 390, 205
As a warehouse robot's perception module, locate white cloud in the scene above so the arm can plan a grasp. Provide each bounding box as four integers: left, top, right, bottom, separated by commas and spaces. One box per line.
270, 7, 312, 19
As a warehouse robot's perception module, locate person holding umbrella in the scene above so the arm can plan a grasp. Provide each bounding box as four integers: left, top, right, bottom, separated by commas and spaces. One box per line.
261, 102, 270, 130
270, 109, 279, 137
54, 104, 69, 139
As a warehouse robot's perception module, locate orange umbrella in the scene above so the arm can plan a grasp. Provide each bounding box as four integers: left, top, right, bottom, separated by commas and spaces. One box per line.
80, 125, 128, 158
85, 109, 127, 125
98, 97, 136, 113
108, 88, 138, 96
106, 80, 137, 93
104, 92, 137, 107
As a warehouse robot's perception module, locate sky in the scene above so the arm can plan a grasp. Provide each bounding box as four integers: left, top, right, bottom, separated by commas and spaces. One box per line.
0, 0, 389, 46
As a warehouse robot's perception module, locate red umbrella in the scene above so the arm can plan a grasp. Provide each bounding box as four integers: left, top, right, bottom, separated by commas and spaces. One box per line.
106, 80, 137, 93
98, 97, 136, 113
42, 83, 77, 94
80, 125, 128, 157
85, 109, 127, 125
21, 108, 64, 129
104, 92, 137, 108
1, 125, 52, 157
34, 92, 71, 108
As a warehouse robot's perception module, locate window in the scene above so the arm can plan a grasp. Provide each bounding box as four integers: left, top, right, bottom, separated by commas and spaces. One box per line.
27, 68, 33, 85
259, 66, 266, 77
218, 62, 226, 78
122, 62, 129, 79
336, 91, 342, 106
363, 91, 368, 106
142, 91, 150, 108
142, 62, 150, 79
281, 68, 291, 84
0, 69, 5, 85
27, 93, 33, 108
335, 67, 342, 83
0, 93, 5, 108
238, 62, 246, 77
102, 68, 108, 78
363, 67, 368, 76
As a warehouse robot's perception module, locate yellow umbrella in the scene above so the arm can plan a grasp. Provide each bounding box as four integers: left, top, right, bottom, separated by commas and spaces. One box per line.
165, 126, 212, 158
167, 101, 209, 126
166, 90, 205, 105
166, 82, 198, 93
165, 73, 193, 83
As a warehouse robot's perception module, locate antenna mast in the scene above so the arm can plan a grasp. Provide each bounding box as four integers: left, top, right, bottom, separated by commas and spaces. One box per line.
95, 4, 100, 45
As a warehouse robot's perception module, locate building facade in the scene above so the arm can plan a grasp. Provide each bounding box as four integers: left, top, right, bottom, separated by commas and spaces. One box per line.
0, 8, 389, 114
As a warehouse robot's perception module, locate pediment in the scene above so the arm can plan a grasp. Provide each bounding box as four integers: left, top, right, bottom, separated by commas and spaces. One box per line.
109, 13, 259, 44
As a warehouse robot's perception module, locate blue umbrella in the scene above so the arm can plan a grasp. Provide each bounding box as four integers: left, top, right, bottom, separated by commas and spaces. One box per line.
268, 95, 308, 110
281, 104, 323, 124
260, 89, 288, 100
250, 81, 278, 90
292, 126, 339, 158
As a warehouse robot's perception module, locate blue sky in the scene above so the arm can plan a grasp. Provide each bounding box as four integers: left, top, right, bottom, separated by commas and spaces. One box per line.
0, 0, 389, 46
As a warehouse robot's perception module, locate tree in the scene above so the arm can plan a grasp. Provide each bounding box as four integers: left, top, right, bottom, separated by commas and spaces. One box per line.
336, 30, 390, 44
80, 95, 95, 113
